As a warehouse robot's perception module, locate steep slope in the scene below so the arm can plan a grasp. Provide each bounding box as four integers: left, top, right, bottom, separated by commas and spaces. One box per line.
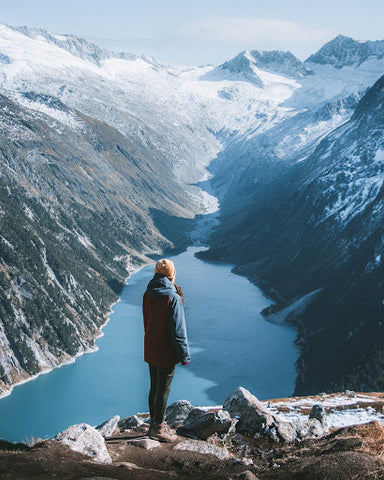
1, 25, 380, 190
1, 24, 384, 397
0, 23, 222, 186
208, 35, 384, 209
0, 91, 196, 395
249, 49, 313, 79
306, 35, 384, 68
202, 75, 384, 394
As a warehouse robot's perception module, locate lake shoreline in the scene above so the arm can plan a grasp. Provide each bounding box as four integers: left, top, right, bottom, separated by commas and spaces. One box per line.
0, 245, 299, 442
0, 260, 151, 402
0, 201, 208, 403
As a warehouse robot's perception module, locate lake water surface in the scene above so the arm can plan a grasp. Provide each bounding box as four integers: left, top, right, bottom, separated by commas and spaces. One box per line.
0, 247, 298, 442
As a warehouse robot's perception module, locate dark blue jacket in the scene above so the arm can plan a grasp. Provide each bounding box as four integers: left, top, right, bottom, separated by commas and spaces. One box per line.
143, 274, 190, 367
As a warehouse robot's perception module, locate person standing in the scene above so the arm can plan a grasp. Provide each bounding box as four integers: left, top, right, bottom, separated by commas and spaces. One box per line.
143, 258, 190, 442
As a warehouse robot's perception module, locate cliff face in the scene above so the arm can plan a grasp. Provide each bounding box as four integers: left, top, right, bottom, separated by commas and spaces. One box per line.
202, 75, 384, 395
0, 92, 196, 395
2, 390, 384, 480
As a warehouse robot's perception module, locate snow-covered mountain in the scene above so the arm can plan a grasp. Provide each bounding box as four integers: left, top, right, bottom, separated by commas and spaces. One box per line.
0, 88, 200, 395
202, 74, 384, 395
205, 48, 312, 87
0, 22, 382, 187
1, 22, 384, 395
249, 49, 313, 79
306, 34, 384, 68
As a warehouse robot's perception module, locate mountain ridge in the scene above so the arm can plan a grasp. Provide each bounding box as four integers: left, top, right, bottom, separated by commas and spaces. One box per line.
0, 88, 198, 396
306, 34, 384, 68
201, 73, 384, 395
1, 23, 384, 397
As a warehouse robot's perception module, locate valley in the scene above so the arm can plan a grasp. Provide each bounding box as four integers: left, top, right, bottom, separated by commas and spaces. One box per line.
0, 23, 384, 398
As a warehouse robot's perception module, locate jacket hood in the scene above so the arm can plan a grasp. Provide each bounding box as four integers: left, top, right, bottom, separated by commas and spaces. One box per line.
146, 273, 177, 298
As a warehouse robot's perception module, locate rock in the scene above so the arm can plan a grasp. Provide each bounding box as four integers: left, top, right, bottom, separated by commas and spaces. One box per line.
177, 407, 233, 440
232, 471, 260, 480
95, 415, 120, 437
127, 438, 161, 450
237, 457, 254, 466
345, 390, 356, 398
309, 404, 327, 426
80, 478, 117, 480
224, 387, 318, 443
223, 387, 276, 436
274, 421, 298, 443
54, 423, 111, 464
224, 387, 292, 441
118, 415, 143, 430
116, 461, 141, 469
80, 477, 119, 480
166, 400, 193, 427
289, 404, 328, 440
295, 418, 327, 440
174, 439, 229, 459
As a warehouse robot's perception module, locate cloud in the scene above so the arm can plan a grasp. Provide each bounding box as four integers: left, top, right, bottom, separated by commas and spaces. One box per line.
179, 16, 334, 56
88, 16, 338, 65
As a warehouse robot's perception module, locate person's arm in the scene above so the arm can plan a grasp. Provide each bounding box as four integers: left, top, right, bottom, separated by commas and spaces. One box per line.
169, 294, 190, 364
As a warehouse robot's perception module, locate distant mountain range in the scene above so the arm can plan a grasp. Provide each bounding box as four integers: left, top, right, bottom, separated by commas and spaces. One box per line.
0, 23, 384, 395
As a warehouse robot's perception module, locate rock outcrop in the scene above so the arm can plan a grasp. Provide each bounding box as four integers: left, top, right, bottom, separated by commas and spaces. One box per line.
174, 439, 229, 459
118, 415, 144, 430
96, 415, 120, 438
166, 400, 193, 428
177, 407, 234, 440
223, 387, 328, 442
53, 423, 112, 463
4, 389, 384, 479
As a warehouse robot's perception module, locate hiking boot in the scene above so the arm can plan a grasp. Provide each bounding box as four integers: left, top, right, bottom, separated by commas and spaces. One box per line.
147, 423, 160, 438
150, 422, 177, 443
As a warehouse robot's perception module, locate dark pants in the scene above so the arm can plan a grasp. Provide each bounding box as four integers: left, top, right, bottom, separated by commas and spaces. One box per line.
148, 365, 175, 425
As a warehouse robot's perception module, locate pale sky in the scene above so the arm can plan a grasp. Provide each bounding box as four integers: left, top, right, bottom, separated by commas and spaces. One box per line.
1, 0, 383, 65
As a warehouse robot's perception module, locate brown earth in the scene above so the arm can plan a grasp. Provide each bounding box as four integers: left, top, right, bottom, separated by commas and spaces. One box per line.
1, 421, 384, 480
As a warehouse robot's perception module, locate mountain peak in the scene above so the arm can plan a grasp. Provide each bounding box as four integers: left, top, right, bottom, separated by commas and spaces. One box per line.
249, 49, 313, 78
213, 50, 263, 86
209, 48, 312, 86
306, 35, 384, 68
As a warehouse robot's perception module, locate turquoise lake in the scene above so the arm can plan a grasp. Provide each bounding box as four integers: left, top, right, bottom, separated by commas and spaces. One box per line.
0, 247, 298, 442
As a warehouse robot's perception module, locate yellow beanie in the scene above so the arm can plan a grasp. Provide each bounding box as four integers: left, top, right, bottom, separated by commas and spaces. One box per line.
154, 259, 176, 281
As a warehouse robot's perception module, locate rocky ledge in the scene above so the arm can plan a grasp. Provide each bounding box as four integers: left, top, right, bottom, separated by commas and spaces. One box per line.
1, 387, 384, 479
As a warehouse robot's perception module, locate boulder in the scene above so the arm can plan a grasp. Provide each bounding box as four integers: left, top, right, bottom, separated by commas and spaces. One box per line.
345, 390, 356, 398
96, 415, 120, 437
53, 423, 111, 463
295, 418, 326, 440
177, 407, 234, 440
309, 404, 327, 426
174, 439, 229, 459
118, 415, 143, 430
289, 404, 328, 440
224, 387, 323, 443
273, 421, 298, 443
224, 387, 293, 441
223, 387, 276, 436
166, 400, 193, 427
231, 471, 260, 480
